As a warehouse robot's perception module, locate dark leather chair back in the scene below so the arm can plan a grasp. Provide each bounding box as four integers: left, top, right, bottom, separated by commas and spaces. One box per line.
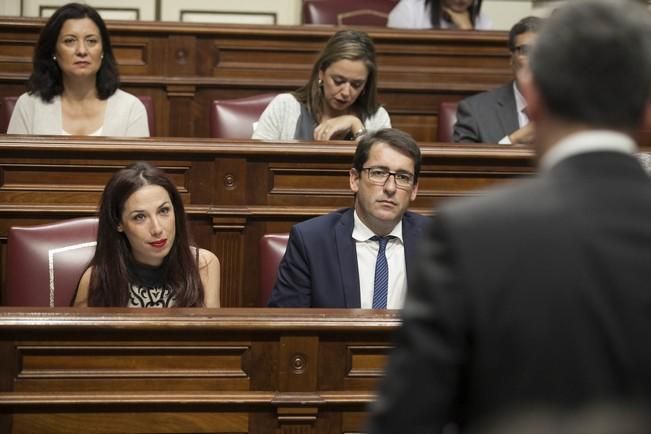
1, 95, 155, 135
438, 101, 459, 143
210, 93, 276, 139
1, 96, 17, 133
303, 0, 398, 25
259, 233, 289, 306
5, 217, 98, 306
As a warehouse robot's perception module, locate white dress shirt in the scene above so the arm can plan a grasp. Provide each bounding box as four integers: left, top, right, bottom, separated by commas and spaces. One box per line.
352, 211, 407, 309
498, 82, 529, 145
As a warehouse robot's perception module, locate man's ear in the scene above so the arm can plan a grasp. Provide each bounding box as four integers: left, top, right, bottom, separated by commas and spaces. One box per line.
349, 168, 360, 193
409, 181, 418, 202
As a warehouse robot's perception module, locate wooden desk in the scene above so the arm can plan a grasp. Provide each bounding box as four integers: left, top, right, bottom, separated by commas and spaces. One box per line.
0, 135, 535, 306
0, 308, 399, 434
0, 18, 512, 141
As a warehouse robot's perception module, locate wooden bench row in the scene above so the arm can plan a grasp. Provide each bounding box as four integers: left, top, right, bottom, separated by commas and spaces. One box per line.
0, 134, 536, 306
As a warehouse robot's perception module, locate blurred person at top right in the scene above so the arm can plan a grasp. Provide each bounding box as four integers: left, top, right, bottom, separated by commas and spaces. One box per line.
388, 0, 491, 30
453, 16, 542, 144
8, 2, 149, 136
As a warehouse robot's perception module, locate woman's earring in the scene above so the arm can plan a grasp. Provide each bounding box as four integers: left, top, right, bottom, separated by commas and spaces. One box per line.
101, 53, 104, 60
52, 55, 57, 61
318, 79, 323, 87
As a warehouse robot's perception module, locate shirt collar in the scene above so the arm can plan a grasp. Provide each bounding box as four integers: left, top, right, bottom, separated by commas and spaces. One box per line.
513, 81, 527, 115
352, 210, 403, 242
540, 130, 636, 171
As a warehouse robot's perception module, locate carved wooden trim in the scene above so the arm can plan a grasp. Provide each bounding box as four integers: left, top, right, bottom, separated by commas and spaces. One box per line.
0, 308, 402, 330
166, 84, 197, 98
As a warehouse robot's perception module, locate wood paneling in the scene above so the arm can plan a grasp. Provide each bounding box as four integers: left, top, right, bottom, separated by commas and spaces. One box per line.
0, 18, 513, 141
0, 135, 536, 307
0, 308, 398, 434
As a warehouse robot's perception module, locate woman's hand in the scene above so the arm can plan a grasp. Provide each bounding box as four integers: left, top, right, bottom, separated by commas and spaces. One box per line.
442, 7, 474, 30
314, 115, 364, 141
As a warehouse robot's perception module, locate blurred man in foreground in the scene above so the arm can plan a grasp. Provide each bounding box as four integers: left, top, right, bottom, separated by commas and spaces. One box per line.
367, 1, 651, 433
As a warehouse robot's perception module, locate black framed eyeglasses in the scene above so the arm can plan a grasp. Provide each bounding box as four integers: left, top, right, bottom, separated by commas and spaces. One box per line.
361, 166, 415, 189
513, 44, 532, 56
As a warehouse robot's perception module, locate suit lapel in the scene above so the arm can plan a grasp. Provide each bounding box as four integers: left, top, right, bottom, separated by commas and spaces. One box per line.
335, 209, 361, 308
496, 83, 519, 137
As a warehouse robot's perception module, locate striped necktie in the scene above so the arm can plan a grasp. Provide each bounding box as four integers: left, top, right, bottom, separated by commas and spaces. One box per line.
371, 236, 390, 309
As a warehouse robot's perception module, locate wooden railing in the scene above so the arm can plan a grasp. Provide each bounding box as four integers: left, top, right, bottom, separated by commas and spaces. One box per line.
0, 307, 399, 434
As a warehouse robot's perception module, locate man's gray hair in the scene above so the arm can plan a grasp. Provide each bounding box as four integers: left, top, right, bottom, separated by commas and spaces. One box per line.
529, 0, 651, 130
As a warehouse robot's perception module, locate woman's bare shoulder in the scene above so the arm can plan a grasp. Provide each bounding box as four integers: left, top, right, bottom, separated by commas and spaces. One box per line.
196, 247, 219, 268
74, 266, 94, 307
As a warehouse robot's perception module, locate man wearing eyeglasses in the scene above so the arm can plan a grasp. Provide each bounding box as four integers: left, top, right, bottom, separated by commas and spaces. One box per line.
453, 16, 542, 145
268, 128, 429, 308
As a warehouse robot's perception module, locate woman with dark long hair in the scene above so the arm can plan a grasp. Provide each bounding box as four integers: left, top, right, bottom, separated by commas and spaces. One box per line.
388, 0, 491, 30
252, 29, 390, 141
74, 162, 220, 307
7, 3, 149, 136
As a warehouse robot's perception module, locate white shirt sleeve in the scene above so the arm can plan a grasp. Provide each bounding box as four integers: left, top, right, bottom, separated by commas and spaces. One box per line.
364, 106, 392, 132
387, 0, 431, 29
124, 97, 150, 137
7, 93, 32, 134
252, 94, 295, 140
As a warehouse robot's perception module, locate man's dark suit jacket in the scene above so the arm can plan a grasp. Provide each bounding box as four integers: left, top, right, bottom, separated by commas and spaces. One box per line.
268, 208, 430, 308
367, 150, 651, 433
453, 82, 519, 144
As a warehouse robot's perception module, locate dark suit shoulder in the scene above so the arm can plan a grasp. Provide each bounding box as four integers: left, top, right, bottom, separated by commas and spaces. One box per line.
440, 176, 554, 231
402, 210, 431, 228
292, 208, 352, 237
295, 208, 428, 237
454, 83, 516, 144
459, 83, 513, 108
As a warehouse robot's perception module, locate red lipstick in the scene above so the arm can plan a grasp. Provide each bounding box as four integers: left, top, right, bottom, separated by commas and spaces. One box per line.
149, 239, 167, 248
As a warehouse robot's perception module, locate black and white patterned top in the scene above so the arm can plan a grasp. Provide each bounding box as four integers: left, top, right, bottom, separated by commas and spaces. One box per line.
127, 259, 176, 308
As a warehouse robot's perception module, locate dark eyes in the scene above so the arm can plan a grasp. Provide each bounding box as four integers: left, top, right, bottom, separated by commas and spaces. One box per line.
332, 77, 364, 89
61, 37, 99, 46
369, 168, 412, 182
131, 207, 170, 222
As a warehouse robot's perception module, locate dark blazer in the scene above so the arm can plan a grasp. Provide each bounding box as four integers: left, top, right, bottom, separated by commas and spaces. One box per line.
368, 151, 651, 433
453, 82, 519, 144
268, 208, 430, 308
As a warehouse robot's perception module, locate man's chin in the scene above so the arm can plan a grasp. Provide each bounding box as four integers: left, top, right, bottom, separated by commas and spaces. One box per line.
371, 211, 400, 226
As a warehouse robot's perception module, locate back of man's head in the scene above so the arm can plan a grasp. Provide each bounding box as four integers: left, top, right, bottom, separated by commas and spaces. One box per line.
529, 0, 651, 130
